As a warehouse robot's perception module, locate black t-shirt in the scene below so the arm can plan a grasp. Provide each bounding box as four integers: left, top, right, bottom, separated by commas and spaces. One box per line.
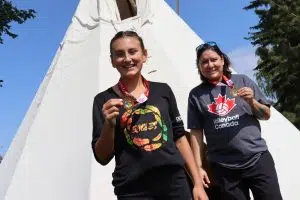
92, 82, 185, 194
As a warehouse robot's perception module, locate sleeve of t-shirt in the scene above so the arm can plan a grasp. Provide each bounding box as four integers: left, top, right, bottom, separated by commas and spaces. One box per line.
166, 84, 185, 141
187, 90, 205, 129
243, 75, 271, 107
91, 94, 113, 164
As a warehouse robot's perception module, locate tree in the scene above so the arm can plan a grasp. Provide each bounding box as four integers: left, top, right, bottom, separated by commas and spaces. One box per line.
0, 0, 36, 44
244, 0, 300, 129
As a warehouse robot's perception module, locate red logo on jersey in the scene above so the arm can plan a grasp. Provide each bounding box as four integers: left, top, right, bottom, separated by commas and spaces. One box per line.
207, 94, 236, 116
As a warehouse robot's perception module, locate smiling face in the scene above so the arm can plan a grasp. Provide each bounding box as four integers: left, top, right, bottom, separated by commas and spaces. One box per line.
111, 37, 147, 79
198, 49, 224, 82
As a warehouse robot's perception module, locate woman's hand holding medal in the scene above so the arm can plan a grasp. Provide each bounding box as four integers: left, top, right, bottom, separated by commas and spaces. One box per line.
236, 87, 254, 103
102, 99, 123, 126
123, 95, 136, 110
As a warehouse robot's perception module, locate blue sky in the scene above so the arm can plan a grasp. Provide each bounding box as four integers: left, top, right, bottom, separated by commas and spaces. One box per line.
0, 0, 258, 154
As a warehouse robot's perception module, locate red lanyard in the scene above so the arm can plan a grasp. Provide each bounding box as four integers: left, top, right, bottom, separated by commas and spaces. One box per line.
209, 75, 234, 89
117, 76, 150, 103
222, 75, 234, 89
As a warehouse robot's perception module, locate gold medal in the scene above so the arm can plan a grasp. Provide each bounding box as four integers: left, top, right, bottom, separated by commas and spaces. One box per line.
123, 95, 136, 110
117, 76, 149, 110
231, 87, 239, 97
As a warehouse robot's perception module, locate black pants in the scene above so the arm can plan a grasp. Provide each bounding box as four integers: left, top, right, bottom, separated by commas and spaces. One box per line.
210, 150, 282, 200
205, 186, 222, 200
117, 166, 192, 200
186, 168, 222, 200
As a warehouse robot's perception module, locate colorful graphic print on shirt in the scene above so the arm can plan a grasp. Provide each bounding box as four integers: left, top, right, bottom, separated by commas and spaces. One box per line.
121, 105, 168, 152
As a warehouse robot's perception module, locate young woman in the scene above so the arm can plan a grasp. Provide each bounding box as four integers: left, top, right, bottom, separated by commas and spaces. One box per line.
188, 41, 282, 200
92, 31, 208, 200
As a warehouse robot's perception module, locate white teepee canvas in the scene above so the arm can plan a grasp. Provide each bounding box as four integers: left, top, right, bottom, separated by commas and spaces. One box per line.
0, 0, 299, 199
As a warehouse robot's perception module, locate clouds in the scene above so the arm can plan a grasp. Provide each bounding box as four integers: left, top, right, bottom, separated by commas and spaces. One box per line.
228, 45, 258, 83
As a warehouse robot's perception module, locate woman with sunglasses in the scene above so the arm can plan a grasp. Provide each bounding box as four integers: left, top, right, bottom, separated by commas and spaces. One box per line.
188, 42, 282, 200
91, 31, 208, 200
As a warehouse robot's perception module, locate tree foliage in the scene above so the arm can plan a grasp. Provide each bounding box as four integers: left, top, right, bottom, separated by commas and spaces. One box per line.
245, 0, 300, 129
0, 0, 36, 44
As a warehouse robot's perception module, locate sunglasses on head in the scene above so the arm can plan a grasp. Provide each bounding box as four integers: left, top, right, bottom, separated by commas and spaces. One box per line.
196, 41, 217, 52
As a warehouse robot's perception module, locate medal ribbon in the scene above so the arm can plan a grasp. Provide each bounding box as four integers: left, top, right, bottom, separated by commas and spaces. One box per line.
209, 75, 237, 97
209, 75, 234, 89
222, 75, 235, 89
118, 76, 149, 105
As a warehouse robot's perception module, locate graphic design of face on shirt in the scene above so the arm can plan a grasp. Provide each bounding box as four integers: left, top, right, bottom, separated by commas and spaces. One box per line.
207, 94, 236, 116
121, 105, 168, 152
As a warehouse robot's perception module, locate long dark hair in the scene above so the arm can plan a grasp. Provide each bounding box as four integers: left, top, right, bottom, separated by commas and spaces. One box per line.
196, 42, 232, 83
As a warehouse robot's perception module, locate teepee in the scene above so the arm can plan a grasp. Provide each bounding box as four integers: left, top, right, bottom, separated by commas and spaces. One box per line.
0, 0, 299, 199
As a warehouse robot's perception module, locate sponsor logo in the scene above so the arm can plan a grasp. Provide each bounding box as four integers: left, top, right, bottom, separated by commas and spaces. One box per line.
176, 116, 182, 122
207, 94, 236, 116
214, 114, 239, 129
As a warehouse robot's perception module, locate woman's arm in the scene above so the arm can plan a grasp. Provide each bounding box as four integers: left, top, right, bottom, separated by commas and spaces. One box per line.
238, 87, 271, 120
176, 135, 208, 200
190, 129, 204, 169
190, 129, 210, 188
93, 98, 123, 165
94, 120, 116, 165
248, 99, 271, 120
165, 84, 207, 199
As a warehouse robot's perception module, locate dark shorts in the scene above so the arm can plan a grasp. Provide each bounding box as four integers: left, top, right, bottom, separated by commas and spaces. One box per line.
210, 150, 282, 200
117, 166, 192, 200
